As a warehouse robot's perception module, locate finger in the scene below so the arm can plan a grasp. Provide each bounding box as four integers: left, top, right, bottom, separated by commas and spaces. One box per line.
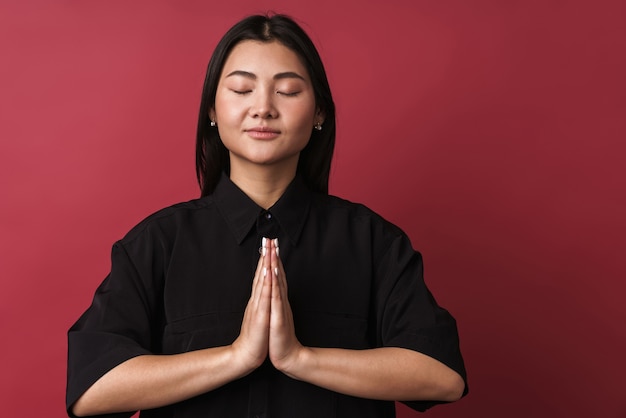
269, 239, 282, 300
241, 243, 271, 344
249, 240, 266, 304
256, 237, 272, 309
269, 239, 283, 317
270, 239, 288, 299
242, 250, 265, 330
270, 240, 294, 331
255, 237, 274, 294
270, 271, 286, 332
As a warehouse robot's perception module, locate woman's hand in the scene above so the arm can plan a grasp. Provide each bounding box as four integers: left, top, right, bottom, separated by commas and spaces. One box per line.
255, 240, 464, 402
230, 236, 306, 374
230, 238, 272, 372
71, 238, 299, 416
267, 238, 306, 374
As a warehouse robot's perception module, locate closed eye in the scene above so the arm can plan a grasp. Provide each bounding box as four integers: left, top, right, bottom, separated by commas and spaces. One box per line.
277, 91, 301, 97
231, 89, 252, 95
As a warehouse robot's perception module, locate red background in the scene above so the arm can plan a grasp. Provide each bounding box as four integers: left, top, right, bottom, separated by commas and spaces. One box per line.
1, 1, 625, 417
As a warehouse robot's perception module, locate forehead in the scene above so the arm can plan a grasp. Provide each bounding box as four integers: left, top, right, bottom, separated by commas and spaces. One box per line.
222, 40, 309, 78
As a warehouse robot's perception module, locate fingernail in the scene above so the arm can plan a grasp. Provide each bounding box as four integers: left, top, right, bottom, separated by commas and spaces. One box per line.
262, 237, 267, 257
275, 246, 280, 257
274, 267, 279, 277
263, 267, 267, 277
273, 238, 279, 248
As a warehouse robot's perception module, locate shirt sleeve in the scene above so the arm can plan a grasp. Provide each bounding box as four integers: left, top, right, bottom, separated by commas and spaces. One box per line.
66, 238, 162, 417
374, 232, 468, 412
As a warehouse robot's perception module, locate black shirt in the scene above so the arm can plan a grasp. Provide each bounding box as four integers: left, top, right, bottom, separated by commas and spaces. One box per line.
67, 174, 467, 417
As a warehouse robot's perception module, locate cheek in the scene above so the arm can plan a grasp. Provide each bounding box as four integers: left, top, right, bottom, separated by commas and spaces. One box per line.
214, 93, 243, 123
288, 102, 316, 130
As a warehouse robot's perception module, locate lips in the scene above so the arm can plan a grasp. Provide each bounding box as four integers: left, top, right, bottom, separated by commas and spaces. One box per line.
245, 126, 281, 139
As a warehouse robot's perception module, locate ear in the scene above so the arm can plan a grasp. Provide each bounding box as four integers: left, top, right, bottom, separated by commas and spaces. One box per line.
209, 107, 216, 122
315, 107, 326, 125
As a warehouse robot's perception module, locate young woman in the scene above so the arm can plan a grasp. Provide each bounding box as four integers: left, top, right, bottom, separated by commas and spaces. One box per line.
67, 14, 467, 418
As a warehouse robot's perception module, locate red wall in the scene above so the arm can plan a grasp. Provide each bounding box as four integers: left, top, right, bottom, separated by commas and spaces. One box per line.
1, 1, 625, 416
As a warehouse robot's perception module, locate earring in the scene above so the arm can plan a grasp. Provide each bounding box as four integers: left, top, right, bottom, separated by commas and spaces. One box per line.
314, 122, 322, 131
210, 120, 216, 127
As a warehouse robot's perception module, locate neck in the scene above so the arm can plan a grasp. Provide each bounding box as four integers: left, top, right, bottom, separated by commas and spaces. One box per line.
229, 162, 296, 210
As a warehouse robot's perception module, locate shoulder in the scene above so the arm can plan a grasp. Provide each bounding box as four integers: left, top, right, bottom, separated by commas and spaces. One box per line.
311, 192, 406, 241
119, 195, 217, 245
313, 192, 399, 224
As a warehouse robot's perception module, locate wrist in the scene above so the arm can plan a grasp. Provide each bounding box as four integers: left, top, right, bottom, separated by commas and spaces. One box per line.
275, 345, 314, 380
228, 342, 265, 377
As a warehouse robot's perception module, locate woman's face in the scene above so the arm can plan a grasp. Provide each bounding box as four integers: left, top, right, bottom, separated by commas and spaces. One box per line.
211, 40, 323, 175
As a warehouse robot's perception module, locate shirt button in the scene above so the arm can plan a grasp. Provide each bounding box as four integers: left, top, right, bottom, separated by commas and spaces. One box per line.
265, 212, 272, 220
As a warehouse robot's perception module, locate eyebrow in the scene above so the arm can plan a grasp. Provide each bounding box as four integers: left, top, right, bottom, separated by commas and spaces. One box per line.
225, 70, 306, 81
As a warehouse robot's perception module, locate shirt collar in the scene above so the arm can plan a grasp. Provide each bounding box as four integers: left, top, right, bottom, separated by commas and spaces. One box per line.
213, 173, 312, 246
269, 175, 311, 247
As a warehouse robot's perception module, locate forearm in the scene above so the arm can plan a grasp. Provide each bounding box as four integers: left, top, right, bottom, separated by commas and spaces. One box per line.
71, 345, 252, 417
279, 346, 465, 402
73, 248, 274, 417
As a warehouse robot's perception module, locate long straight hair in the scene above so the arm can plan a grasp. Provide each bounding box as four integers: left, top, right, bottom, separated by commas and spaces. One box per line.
195, 14, 336, 196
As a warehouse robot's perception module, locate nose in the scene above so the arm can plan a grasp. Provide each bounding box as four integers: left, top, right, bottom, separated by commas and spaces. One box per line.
249, 88, 278, 119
